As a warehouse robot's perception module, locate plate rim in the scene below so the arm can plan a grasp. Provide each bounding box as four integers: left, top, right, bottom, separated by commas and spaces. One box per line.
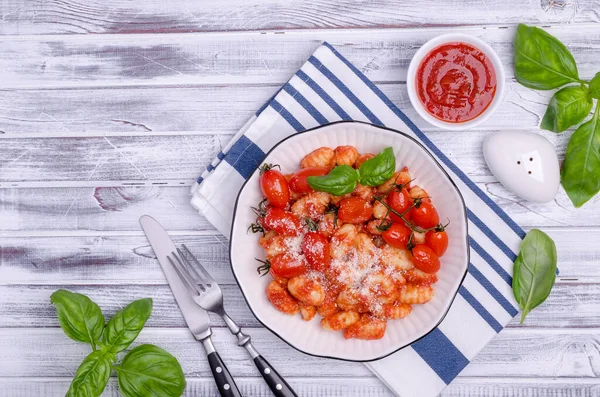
228, 120, 470, 362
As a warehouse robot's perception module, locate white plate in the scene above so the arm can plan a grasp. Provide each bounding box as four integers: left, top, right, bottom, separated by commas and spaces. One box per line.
229, 121, 469, 361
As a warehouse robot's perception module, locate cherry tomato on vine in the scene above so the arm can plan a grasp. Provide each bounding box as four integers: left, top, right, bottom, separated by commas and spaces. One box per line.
268, 253, 306, 279
337, 197, 373, 224
410, 201, 439, 229
411, 245, 440, 274
425, 230, 448, 256
260, 164, 290, 208
262, 207, 301, 236
289, 167, 329, 193
382, 223, 412, 249
387, 187, 412, 222
302, 231, 330, 271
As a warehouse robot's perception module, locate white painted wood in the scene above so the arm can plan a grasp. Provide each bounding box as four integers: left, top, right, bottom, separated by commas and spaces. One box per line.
2, 0, 595, 36
1, 184, 598, 233
2, 377, 600, 397
1, 2, 599, 395
0, 82, 567, 137
0, 282, 597, 329
1, 229, 596, 284
2, 328, 600, 379
1, 26, 599, 89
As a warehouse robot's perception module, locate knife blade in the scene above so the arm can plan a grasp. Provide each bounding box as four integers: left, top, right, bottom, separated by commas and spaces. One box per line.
139, 215, 211, 341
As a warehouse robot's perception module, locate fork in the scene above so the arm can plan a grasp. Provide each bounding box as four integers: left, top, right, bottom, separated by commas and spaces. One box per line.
169, 245, 298, 397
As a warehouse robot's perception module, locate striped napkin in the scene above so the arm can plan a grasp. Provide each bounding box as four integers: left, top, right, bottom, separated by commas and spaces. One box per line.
190, 42, 524, 397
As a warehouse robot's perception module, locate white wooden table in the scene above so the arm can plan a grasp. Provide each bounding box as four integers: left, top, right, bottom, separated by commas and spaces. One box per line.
1, 1, 599, 396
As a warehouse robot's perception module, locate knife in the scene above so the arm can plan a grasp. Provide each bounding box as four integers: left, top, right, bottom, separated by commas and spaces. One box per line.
139, 215, 242, 397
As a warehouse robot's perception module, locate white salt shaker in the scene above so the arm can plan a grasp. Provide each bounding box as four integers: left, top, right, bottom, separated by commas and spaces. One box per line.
483, 131, 560, 203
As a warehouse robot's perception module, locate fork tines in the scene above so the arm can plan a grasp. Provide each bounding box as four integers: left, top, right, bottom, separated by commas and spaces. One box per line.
168, 244, 213, 295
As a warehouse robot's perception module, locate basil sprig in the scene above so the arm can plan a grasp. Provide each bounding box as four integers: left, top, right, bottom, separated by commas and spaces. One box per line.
51, 290, 186, 397
512, 229, 557, 324
514, 23, 579, 90
307, 147, 396, 195
514, 24, 600, 207
117, 344, 186, 397
51, 290, 105, 350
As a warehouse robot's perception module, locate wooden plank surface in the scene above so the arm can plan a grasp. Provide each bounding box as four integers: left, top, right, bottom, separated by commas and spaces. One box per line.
3, 327, 600, 379
1, 0, 595, 36
2, 1, 600, 395
1, 184, 597, 232
0, 282, 598, 329
2, 229, 597, 284
2, 377, 600, 397
2, 26, 600, 90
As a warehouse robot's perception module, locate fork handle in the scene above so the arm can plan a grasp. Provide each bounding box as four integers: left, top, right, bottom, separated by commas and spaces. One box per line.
202, 337, 242, 397
220, 311, 297, 397
253, 355, 297, 397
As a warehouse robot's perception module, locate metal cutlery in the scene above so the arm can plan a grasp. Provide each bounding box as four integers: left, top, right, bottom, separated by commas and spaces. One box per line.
168, 244, 298, 397
139, 215, 241, 397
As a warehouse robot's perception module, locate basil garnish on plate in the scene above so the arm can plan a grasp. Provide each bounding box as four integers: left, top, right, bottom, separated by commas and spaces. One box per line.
307, 164, 358, 195
512, 229, 557, 324
51, 290, 185, 397
514, 24, 600, 207
357, 147, 396, 187
307, 147, 396, 195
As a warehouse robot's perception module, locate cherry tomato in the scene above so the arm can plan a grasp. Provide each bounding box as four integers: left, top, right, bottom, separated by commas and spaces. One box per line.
302, 231, 330, 271
269, 253, 306, 279
387, 187, 412, 222
337, 197, 373, 224
288, 167, 329, 193
411, 245, 440, 274
262, 207, 301, 236
425, 230, 448, 256
410, 201, 439, 229
260, 166, 290, 208
382, 223, 412, 249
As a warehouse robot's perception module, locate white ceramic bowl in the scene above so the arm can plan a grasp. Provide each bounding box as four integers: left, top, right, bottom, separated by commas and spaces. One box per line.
230, 121, 469, 361
406, 33, 505, 130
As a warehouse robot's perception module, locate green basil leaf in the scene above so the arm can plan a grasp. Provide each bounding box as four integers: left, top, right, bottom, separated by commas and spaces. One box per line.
512, 229, 557, 324
117, 344, 186, 397
102, 298, 152, 354
358, 147, 396, 187
514, 23, 579, 90
589, 72, 600, 99
50, 289, 104, 347
561, 107, 600, 207
541, 85, 593, 133
66, 350, 112, 397
307, 165, 358, 196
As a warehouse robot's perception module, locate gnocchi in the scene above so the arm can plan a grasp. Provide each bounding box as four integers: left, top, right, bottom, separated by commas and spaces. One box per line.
252, 146, 448, 340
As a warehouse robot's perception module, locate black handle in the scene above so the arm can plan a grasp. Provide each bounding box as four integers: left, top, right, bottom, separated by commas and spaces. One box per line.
253, 355, 297, 397
207, 351, 242, 397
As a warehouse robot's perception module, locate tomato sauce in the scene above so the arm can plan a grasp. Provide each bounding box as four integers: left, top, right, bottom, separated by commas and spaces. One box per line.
416, 42, 497, 123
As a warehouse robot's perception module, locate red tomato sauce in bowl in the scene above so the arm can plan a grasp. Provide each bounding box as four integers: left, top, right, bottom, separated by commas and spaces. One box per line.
415, 42, 497, 123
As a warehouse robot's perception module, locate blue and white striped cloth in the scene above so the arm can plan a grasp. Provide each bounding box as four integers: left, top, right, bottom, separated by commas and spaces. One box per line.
191, 42, 524, 397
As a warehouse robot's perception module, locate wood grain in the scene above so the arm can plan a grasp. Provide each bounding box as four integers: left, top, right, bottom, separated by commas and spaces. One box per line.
3, 327, 600, 378
2, 377, 599, 397
0, 82, 559, 137
1, 229, 598, 285
1, 185, 598, 232
1, 0, 595, 36
2, 26, 600, 90
0, 281, 598, 329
